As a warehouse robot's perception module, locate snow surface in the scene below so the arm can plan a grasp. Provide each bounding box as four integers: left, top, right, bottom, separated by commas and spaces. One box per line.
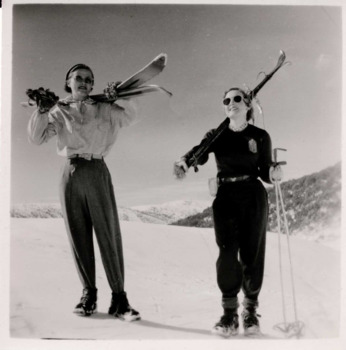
6, 218, 344, 350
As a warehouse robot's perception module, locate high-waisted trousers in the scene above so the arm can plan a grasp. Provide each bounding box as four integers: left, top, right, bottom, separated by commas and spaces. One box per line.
212, 179, 268, 309
59, 158, 124, 293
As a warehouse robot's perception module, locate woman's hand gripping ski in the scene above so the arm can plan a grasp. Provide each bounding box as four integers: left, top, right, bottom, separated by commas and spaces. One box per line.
270, 147, 287, 183
270, 164, 284, 182
173, 158, 189, 179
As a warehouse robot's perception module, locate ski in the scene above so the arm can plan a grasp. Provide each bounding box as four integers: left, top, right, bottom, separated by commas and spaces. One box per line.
21, 53, 171, 108
116, 53, 168, 91
90, 53, 170, 102
90, 84, 172, 103
173, 117, 230, 179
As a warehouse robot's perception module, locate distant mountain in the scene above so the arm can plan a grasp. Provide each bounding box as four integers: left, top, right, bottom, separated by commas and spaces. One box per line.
132, 200, 210, 224
11, 202, 63, 218
10, 163, 341, 243
267, 162, 341, 233
172, 162, 341, 241
10, 203, 166, 223
10, 199, 210, 225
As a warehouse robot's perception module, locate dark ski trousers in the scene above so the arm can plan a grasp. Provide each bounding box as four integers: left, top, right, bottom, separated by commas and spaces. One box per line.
59, 157, 125, 293
212, 179, 268, 310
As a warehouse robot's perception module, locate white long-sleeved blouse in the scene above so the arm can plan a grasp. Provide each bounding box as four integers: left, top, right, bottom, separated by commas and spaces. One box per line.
27, 97, 137, 158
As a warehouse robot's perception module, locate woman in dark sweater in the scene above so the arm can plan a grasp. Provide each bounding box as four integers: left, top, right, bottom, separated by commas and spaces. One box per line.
175, 87, 282, 336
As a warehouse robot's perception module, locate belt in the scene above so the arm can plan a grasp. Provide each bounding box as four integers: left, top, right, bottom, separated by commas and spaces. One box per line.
68, 153, 103, 160
218, 175, 252, 184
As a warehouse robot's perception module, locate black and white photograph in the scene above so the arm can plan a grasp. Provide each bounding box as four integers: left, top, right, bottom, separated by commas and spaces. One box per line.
1, 1, 344, 349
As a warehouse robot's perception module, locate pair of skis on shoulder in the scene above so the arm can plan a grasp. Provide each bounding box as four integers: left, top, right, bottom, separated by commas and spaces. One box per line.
90, 53, 172, 102
173, 50, 288, 178
21, 53, 171, 109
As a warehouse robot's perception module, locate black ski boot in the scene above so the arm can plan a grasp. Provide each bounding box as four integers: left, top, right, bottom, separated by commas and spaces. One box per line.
108, 291, 141, 322
242, 306, 261, 335
73, 287, 97, 316
212, 308, 239, 337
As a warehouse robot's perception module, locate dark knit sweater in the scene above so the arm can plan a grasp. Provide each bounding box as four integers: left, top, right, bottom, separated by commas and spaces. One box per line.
184, 124, 273, 184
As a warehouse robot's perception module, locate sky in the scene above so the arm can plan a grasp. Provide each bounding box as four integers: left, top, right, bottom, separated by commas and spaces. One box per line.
2, 0, 344, 207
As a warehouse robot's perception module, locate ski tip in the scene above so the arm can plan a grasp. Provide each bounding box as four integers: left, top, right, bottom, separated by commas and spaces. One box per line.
155, 53, 168, 66
279, 50, 286, 59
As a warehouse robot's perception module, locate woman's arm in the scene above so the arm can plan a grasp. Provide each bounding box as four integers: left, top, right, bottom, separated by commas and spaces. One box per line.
182, 129, 216, 167
27, 109, 57, 145
258, 131, 274, 184
110, 98, 138, 128
173, 129, 215, 179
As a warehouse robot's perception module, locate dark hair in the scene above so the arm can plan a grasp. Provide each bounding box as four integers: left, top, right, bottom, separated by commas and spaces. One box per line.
64, 63, 94, 93
223, 87, 254, 121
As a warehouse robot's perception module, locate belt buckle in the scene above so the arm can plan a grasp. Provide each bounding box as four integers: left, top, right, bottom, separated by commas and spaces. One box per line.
81, 153, 92, 160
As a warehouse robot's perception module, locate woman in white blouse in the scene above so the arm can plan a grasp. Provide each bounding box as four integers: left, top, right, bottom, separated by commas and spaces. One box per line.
28, 63, 140, 321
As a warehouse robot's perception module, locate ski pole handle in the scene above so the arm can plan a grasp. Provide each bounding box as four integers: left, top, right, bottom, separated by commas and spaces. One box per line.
273, 148, 287, 167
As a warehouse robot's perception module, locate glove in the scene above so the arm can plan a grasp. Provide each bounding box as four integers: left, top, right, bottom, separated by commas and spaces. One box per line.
173, 158, 188, 179
26, 87, 59, 113
103, 81, 122, 100
270, 165, 284, 182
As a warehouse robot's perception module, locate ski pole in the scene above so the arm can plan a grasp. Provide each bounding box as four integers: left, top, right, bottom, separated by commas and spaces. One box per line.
272, 148, 288, 332
272, 148, 304, 338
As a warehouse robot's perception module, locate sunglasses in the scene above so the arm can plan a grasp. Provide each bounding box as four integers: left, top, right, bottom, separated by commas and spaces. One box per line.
223, 95, 242, 105
75, 75, 94, 84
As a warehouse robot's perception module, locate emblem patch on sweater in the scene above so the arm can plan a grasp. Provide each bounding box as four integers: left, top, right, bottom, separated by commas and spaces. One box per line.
248, 139, 257, 153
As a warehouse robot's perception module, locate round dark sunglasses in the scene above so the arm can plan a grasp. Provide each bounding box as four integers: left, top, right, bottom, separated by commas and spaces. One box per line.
223, 95, 242, 105
75, 75, 94, 84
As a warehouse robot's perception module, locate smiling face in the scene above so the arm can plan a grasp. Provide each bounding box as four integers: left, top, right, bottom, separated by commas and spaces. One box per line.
66, 69, 94, 100
223, 89, 250, 121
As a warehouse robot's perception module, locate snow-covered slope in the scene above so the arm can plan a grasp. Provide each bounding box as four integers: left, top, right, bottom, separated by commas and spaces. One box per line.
9, 218, 341, 346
